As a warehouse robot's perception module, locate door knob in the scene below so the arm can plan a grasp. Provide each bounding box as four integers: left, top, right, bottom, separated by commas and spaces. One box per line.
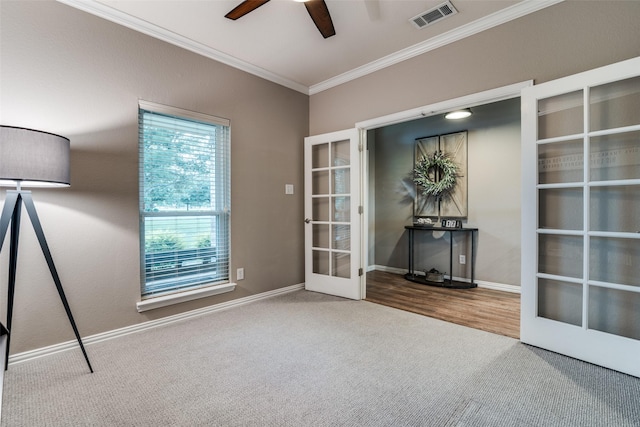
304, 218, 312, 224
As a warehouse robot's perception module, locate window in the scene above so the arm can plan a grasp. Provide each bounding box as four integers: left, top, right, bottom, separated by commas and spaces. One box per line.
139, 101, 230, 298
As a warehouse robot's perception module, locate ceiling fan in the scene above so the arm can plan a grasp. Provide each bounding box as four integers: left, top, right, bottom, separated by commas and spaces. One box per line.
225, 0, 336, 39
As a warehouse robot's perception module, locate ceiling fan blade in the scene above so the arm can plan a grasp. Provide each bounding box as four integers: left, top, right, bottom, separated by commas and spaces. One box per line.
304, 0, 336, 39
225, 0, 270, 20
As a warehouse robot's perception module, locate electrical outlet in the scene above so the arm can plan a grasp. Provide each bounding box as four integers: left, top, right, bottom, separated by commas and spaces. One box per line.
459, 255, 466, 264
237, 268, 244, 281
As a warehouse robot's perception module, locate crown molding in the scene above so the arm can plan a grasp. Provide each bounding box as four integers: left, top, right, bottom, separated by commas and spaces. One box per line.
58, 0, 563, 97
56, 0, 310, 94
309, 0, 564, 95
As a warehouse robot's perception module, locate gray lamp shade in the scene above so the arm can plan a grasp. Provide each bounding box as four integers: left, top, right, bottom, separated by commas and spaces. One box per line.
0, 126, 70, 187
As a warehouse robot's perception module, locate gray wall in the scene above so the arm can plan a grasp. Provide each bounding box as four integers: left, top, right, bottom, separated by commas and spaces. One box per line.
309, 1, 640, 135
371, 99, 521, 286
0, 1, 308, 354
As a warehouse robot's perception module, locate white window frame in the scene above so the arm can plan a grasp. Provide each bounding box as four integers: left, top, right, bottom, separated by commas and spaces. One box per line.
136, 100, 234, 312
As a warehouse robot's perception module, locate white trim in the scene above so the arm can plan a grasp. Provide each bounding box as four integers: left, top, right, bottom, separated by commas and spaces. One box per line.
9, 283, 304, 366
369, 264, 405, 275
360, 128, 369, 300
304, 129, 363, 300
356, 80, 532, 130
368, 265, 520, 294
309, 0, 562, 95
472, 278, 520, 294
139, 100, 230, 126
136, 282, 236, 312
57, 0, 558, 96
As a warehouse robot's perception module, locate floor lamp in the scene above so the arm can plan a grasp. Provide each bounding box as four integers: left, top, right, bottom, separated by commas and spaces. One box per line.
0, 126, 93, 373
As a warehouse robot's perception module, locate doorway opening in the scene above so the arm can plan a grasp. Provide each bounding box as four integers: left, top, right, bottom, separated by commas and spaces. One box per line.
357, 82, 530, 338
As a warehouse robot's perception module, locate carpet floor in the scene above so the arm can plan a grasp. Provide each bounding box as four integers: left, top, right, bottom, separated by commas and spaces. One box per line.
2, 290, 639, 426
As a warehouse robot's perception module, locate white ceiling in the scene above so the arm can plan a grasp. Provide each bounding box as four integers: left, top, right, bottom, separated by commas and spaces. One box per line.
59, 0, 562, 94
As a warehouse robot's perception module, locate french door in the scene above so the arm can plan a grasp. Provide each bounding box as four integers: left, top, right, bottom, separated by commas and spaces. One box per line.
521, 56, 640, 377
304, 129, 363, 300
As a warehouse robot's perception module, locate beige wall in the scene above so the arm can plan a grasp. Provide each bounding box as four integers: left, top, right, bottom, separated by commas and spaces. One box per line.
309, 1, 640, 135
310, 0, 640, 290
0, 1, 308, 353
2, 0, 639, 355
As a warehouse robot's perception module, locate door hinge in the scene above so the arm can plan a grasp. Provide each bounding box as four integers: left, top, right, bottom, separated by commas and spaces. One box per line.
358, 143, 364, 152
359, 268, 364, 276
358, 206, 363, 214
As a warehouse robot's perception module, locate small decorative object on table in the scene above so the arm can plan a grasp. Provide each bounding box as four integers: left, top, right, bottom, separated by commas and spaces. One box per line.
425, 268, 445, 283
415, 217, 433, 226
441, 218, 463, 228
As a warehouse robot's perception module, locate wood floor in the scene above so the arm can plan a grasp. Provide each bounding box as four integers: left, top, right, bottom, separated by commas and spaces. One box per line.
366, 270, 520, 339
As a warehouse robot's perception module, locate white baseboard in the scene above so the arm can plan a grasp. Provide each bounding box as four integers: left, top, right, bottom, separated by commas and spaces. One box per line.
471, 278, 520, 294
9, 270, 518, 366
8, 283, 305, 366
368, 265, 405, 275
367, 265, 520, 294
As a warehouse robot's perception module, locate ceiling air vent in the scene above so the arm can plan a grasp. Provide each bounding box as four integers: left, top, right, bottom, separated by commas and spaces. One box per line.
410, 0, 458, 30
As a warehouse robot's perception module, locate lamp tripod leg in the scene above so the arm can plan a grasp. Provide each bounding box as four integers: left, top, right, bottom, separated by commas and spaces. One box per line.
20, 193, 93, 373
0, 193, 21, 370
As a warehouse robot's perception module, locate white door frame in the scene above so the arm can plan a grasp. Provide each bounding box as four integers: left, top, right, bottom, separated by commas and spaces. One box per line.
304, 129, 364, 300
354, 81, 532, 277
520, 56, 640, 377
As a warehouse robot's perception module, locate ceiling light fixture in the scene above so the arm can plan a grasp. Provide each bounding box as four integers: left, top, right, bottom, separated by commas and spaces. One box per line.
445, 108, 472, 120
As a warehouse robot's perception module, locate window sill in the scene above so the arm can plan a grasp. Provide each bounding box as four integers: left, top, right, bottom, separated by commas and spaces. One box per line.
136, 282, 236, 313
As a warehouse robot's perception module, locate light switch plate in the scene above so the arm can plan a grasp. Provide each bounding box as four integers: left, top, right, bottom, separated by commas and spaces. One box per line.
285, 184, 294, 195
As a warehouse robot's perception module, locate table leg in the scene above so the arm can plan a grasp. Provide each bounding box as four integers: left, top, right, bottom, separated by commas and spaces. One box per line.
448, 231, 453, 285
471, 230, 476, 286
408, 229, 414, 276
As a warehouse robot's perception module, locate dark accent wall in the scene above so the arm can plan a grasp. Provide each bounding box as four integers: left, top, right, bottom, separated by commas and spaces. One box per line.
371, 99, 521, 285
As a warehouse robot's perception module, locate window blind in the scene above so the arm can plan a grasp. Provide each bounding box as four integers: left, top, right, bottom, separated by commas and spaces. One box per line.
139, 101, 230, 297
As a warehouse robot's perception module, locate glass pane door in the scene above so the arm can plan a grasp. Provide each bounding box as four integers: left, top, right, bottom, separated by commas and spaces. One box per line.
304, 129, 362, 300
586, 75, 640, 341
521, 56, 640, 378
536, 89, 585, 327
311, 139, 352, 278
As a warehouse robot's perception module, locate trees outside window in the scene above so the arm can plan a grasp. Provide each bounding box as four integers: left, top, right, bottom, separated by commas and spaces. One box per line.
139, 103, 230, 297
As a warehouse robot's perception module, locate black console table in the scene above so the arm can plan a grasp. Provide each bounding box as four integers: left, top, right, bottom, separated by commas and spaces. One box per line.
405, 225, 478, 289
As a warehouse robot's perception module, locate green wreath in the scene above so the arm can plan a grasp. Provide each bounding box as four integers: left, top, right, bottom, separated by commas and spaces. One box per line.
413, 152, 458, 198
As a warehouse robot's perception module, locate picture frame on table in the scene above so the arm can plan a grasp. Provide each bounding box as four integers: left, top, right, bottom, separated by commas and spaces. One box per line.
441, 219, 463, 229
